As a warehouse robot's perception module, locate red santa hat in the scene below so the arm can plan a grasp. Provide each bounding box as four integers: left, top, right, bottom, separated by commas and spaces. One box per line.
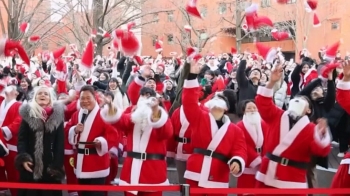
184, 25, 192, 32
186, 47, 199, 62
255, 42, 277, 63
157, 63, 165, 72
28, 35, 41, 43
186, 0, 201, 19
324, 40, 341, 61
231, 47, 237, 54
112, 38, 119, 50
134, 55, 143, 66
313, 13, 321, 27
0, 39, 30, 65
304, 0, 318, 13
271, 29, 290, 41
254, 16, 274, 29
91, 29, 97, 38
80, 39, 94, 70
245, 3, 258, 31
320, 62, 340, 79
54, 59, 68, 95
155, 41, 163, 53
127, 22, 136, 31
19, 22, 30, 34
276, 0, 289, 4
113, 24, 140, 56
50, 46, 66, 63
98, 27, 111, 38
225, 62, 233, 73
303, 68, 318, 87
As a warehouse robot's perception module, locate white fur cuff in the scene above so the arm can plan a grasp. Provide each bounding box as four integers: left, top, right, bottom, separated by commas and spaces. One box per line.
134, 76, 145, 86
166, 151, 175, 158
148, 107, 168, 128
184, 79, 199, 88
228, 156, 246, 177
68, 126, 77, 145
314, 126, 331, 148
1, 127, 12, 141
118, 143, 124, 151
249, 156, 262, 168
337, 80, 350, 90
95, 136, 108, 156
257, 86, 274, 97
100, 105, 122, 123
109, 147, 119, 156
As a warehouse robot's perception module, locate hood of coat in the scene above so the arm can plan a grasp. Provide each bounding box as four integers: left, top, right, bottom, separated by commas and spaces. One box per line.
19, 101, 65, 133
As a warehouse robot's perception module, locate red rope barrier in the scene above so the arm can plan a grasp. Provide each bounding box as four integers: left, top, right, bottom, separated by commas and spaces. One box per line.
0, 182, 180, 191
190, 188, 350, 195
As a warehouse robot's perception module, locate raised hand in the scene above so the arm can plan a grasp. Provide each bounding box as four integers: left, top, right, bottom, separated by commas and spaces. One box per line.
342, 60, 350, 81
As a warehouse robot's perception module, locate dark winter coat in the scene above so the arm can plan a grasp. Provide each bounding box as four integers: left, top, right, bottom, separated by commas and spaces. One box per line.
15, 102, 65, 196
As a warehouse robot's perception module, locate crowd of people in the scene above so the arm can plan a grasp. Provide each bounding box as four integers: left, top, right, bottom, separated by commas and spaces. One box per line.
0, 36, 349, 196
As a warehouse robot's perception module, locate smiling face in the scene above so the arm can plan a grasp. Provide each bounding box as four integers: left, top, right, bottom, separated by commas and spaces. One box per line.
35, 87, 51, 107
80, 90, 96, 111
20, 79, 29, 90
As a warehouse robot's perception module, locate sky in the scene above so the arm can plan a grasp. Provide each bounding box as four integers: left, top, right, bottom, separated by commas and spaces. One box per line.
50, 0, 93, 22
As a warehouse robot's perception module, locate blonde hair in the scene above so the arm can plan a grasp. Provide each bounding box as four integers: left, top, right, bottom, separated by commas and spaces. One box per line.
29, 86, 57, 120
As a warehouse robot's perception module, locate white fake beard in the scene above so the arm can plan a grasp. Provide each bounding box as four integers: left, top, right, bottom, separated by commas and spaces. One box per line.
132, 98, 152, 129
204, 97, 227, 110
243, 112, 261, 125
287, 98, 307, 119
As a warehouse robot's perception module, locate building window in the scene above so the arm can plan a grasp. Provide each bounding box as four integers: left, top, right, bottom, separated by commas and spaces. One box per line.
287, 0, 296, 4
151, 35, 158, 46
167, 12, 174, 22
200, 6, 208, 18
261, 0, 271, 8
42, 42, 48, 50
153, 13, 159, 23
167, 34, 174, 44
197, 29, 207, 40
331, 22, 340, 30
218, 3, 227, 14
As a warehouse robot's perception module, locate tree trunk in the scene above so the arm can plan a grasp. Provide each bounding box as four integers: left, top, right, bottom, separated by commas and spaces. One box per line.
93, 0, 104, 56
235, 2, 242, 53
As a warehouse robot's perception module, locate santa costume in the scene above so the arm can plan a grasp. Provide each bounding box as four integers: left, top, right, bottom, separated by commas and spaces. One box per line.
236, 102, 269, 195
100, 88, 173, 196
182, 72, 247, 196
0, 85, 22, 196
255, 86, 331, 196
65, 94, 119, 196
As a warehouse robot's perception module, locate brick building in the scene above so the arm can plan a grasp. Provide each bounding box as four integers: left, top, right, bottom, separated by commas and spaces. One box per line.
140, 0, 348, 60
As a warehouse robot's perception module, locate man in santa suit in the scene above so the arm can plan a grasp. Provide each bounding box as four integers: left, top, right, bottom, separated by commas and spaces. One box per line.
0, 85, 22, 196
181, 59, 247, 195
331, 60, 350, 190
254, 62, 331, 195
236, 100, 269, 195
100, 87, 173, 196
66, 85, 119, 196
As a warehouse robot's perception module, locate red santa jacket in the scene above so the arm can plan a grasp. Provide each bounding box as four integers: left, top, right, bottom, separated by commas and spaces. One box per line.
100, 104, 172, 193
127, 76, 144, 106
66, 104, 119, 179
182, 78, 247, 188
303, 68, 318, 88
0, 99, 22, 151
168, 106, 194, 160
255, 86, 331, 188
236, 120, 269, 175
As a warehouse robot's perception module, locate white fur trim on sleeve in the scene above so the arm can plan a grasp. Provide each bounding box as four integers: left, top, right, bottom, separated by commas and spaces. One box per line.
228, 156, 246, 177
148, 107, 168, 129
1, 127, 12, 141
0, 139, 9, 156
118, 143, 124, 151
257, 86, 274, 97
109, 146, 119, 156
94, 136, 108, 156
76, 100, 81, 110
336, 80, 350, 90
314, 126, 331, 148
134, 76, 145, 86
100, 105, 122, 123
183, 79, 199, 88
68, 126, 77, 145
249, 156, 262, 168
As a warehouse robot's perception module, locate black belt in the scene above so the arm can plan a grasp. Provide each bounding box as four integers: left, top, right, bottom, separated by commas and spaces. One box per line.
126, 151, 165, 160
266, 153, 308, 170
193, 148, 229, 163
175, 136, 191, 144
77, 148, 97, 155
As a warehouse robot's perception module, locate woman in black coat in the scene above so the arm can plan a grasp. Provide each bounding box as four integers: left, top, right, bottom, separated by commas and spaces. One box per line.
15, 86, 65, 196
